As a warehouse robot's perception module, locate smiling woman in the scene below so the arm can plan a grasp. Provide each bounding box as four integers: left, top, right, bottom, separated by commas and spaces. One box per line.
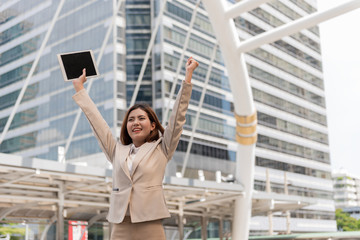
71, 57, 199, 240
120, 103, 163, 147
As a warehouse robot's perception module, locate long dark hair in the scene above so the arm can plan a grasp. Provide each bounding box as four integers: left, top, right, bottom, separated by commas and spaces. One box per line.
120, 103, 164, 145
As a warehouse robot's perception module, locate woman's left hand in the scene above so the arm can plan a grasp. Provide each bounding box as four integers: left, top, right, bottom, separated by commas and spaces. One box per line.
73, 68, 87, 92
185, 57, 199, 83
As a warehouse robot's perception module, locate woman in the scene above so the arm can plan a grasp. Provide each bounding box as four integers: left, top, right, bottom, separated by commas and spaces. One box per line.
72, 57, 199, 239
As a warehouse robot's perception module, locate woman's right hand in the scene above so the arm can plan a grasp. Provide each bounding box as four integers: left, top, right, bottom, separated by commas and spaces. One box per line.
184, 57, 199, 84
73, 68, 87, 92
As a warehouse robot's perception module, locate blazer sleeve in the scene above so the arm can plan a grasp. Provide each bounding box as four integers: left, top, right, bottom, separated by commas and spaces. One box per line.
72, 89, 116, 163
161, 80, 192, 160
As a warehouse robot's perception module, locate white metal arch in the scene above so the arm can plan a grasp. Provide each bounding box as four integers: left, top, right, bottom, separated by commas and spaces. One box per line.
0, 202, 42, 220
40, 215, 57, 240
201, 0, 360, 239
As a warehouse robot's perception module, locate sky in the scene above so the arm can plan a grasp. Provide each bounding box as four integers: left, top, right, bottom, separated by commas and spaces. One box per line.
317, 0, 360, 176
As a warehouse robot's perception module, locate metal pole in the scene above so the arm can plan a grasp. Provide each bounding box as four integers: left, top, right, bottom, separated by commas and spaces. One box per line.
0, 0, 66, 145
266, 168, 271, 193
284, 172, 291, 234
56, 182, 64, 240
201, 217, 208, 240
25, 224, 28, 240
237, 0, 360, 53
268, 211, 273, 235
266, 169, 273, 235
201, 1, 256, 240
224, 0, 272, 20
112, 0, 119, 143
184, 229, 194, 239
219, 217, 224, 240
178, 204, 184, 240
41, 216, 57, 240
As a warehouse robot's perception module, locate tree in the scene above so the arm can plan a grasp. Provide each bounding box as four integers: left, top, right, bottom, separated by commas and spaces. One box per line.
336, 209, 360, 231
0, 223, 25, 240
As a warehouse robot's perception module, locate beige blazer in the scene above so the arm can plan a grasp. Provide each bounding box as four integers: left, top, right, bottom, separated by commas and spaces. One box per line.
72, 81, 192, 223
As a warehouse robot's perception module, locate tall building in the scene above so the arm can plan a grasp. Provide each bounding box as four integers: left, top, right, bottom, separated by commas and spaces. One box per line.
0, 0, 118, 160
333, 169, 360, 209
0, 0, 335, 236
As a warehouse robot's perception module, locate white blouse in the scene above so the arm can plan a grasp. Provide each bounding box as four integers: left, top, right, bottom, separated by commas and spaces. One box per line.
127, 143, 140, 175
126, 143, 140, 216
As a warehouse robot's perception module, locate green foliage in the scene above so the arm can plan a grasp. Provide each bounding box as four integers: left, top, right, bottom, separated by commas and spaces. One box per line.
336, 209, 360, 231
0, 223, 25, 240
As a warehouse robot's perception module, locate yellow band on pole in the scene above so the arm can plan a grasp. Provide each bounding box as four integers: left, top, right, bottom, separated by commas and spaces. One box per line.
235, 111, 257, 145
236, 134, 257, 145
235, 112, 257, 124
236, 124, 256, 135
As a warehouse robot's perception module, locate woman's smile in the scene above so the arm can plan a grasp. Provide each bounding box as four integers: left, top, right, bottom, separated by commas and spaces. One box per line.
132, 128, 142, 133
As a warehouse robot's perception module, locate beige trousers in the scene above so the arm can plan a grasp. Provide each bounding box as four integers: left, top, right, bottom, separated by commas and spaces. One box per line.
110, 216, 166, 240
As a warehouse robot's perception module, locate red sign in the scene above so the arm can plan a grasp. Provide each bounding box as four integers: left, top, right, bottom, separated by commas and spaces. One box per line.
68, 221, 88, 240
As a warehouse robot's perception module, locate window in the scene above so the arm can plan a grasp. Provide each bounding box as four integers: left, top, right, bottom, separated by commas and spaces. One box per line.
256, 157, 331, 179
249, 48, 323, 89
253, 89, 327, 125
248, 64, 325, 107
177, 139, 236, 161
258, 112, 328, 144
257, 135, 330, 163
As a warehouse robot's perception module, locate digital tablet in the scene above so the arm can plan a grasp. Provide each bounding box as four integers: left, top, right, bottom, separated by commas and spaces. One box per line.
57, 50, 99, 81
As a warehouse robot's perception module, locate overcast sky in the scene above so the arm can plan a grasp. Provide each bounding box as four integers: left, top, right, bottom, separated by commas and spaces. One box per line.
317, 0, 360, 176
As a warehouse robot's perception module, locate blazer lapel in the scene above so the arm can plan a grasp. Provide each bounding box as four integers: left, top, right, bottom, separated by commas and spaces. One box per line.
119, 144, 131, 180
131, 142, 156, 175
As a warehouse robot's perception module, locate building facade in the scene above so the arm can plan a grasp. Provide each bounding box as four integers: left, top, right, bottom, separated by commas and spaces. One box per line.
0, 0, 335, 237
333, 169, 360, 209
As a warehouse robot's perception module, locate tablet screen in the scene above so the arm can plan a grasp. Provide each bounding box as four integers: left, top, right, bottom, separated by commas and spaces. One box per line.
58, 50, 99, 81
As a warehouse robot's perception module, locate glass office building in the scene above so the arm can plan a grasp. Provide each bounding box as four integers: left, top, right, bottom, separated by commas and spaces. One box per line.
0, 0, 335, 235
0, 0, 117, 160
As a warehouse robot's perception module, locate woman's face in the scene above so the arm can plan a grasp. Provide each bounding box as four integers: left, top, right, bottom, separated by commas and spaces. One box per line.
126, 108, 155, 147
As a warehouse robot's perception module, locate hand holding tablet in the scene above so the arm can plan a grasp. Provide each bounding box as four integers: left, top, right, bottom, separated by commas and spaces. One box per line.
72, 68, 87, 92
57, 50, 99, 81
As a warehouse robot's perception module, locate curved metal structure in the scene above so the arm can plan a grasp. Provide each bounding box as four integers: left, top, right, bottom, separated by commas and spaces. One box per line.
40, 216, 57, 240
200, 1, 259, 239
201, 0, 360, 239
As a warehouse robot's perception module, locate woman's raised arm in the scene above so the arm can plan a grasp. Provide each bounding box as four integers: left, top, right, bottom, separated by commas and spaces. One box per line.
72, 69, 117, 163
161, 57, 198, 160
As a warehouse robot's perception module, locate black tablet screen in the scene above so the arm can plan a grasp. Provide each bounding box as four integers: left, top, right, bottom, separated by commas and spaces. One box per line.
60, 51, 97, 79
